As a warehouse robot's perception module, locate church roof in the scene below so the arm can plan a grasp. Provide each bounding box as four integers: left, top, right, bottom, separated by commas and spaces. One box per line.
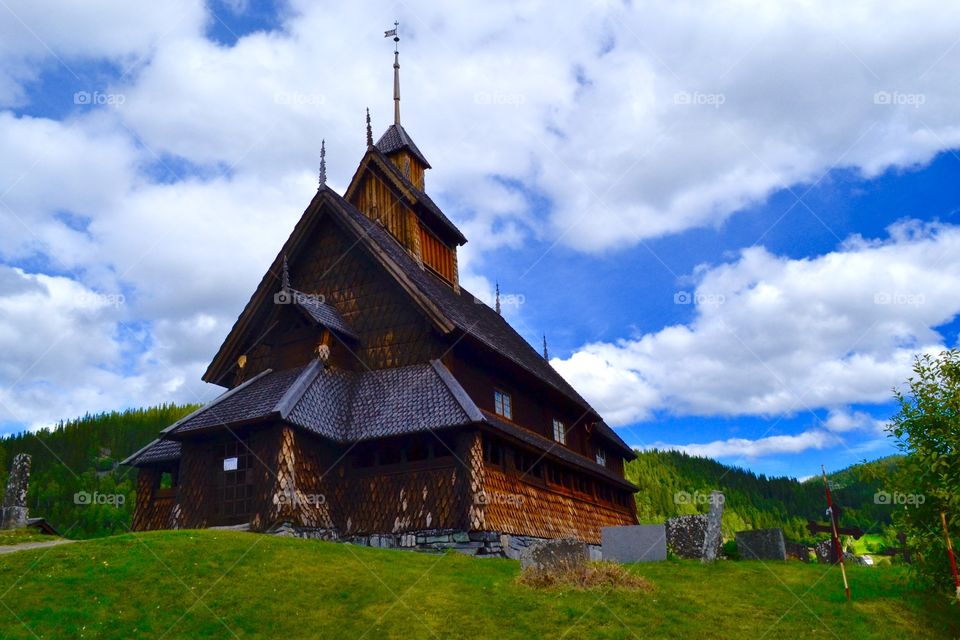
201, 187, 634, 458
288, 289, 358, 340
375, 123, 431, 168
123, 358, 637, 489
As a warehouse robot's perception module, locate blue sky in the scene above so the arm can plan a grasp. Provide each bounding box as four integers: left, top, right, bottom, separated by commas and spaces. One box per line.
1, 1, 959, 480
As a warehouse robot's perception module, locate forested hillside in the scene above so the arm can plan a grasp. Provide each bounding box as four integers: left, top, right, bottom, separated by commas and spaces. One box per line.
0, 404, 198, 538
625, 449, 900, 543
0, 405, 897, 543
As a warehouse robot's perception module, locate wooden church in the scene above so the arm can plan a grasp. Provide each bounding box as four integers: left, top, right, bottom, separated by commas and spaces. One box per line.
124, 35, 638, 553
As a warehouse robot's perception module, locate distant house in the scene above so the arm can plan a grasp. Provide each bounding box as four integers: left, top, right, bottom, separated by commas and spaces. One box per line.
123, 46, 637, 552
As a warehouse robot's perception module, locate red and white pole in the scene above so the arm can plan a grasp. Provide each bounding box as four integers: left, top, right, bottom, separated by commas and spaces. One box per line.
821, 465, 850, 601
940, 512, 960, 602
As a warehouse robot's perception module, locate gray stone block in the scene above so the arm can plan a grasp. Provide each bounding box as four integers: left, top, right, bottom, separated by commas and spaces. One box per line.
602, 525, 667, 563
519, 539, 588, 571
735, 528, 787, 561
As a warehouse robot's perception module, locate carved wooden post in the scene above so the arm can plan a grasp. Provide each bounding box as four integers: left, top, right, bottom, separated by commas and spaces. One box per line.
2, 453, 31, 530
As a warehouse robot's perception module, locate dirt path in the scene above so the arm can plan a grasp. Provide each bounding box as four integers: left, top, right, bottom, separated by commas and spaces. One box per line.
0, 539, 75, 555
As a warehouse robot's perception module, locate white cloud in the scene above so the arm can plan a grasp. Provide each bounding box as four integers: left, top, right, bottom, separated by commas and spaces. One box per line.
554, 221, 960, 424
648, 429, 842, 459
2, 1, 960, 431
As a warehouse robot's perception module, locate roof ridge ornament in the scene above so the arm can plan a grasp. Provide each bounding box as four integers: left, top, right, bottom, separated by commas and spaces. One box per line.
366, 108, 373, 147
282, 254, 291, 292
385, 20, 400, 125
318, 139, 326, 188
543, 334, 548, 360
495, 281, 501, 315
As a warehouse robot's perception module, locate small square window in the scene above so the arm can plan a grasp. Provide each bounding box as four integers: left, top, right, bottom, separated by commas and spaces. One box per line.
494, 390, 513, 419
552, 419, 566, 445
223, 457, 238, 472
596, 449, 606, 466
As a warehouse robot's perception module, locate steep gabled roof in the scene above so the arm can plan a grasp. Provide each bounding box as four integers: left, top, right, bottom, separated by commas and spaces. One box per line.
201, 186, 633, 458
375, 123, 431, 168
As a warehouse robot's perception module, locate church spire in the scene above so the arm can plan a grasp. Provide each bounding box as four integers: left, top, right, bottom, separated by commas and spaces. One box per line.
318, 139, 326, 187
385, 21, 401, 124
366, 108, 373, 147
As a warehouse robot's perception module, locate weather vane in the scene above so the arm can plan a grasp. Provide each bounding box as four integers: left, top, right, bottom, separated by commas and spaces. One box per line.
385, 21, 401, 124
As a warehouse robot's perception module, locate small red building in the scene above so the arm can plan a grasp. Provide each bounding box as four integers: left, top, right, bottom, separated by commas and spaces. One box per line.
124, 49, 638, 554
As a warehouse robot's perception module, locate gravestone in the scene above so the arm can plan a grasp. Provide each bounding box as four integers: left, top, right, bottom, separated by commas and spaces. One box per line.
701, 491, 725, 563
666, 514, 722, 560
735, 528, 787, 561
602, 525, 667, 562
815, 539, 840, 564
519, 538, 588, 572
1, 454, 31, 530
784, 541, 810, 562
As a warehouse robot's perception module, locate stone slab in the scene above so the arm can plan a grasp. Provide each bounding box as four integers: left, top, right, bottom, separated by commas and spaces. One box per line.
735, 528, 787, 561
602, 525, 667, 563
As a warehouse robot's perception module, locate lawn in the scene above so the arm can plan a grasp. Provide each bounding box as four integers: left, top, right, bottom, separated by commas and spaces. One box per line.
0, 530, 955, 639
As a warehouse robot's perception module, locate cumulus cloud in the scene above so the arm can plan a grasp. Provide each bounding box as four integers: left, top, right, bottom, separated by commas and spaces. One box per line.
553, 221, 960, 424
2, 0, 960, 431
649, 429, 842, 460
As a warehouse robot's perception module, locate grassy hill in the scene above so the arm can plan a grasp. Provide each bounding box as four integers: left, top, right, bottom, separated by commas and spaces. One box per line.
0, 530, 955, 639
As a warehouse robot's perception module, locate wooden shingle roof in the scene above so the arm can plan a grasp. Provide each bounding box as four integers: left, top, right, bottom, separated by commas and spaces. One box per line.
375, 123, 431, 168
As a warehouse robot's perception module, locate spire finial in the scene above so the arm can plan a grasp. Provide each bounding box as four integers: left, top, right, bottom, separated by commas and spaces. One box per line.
366, 108, 373, 147
543, 334, 549, 360
495, 281, 501, 315
385, 21, 400, 125
282, 254, 291, 291
318, 139, 326, 187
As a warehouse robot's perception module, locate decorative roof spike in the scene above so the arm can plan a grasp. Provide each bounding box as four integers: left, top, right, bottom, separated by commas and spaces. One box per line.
318, 139, 326, 188
543, 334, 549, 360
495, 282, 501, 315
385, 21, 401, 124
281, 254, 291, 291
366, 108, 373, 147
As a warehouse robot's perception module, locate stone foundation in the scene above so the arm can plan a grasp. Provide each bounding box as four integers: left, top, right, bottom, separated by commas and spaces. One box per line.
266, 523, 602, 559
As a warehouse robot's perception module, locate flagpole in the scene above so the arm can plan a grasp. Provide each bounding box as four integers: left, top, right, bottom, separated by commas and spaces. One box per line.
940, 512, 960, 602
821, 465, 851, 601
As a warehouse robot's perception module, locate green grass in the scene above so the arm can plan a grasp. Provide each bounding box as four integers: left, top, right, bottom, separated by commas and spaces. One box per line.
0, 530, 955, 639
0, 529, 59, 546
